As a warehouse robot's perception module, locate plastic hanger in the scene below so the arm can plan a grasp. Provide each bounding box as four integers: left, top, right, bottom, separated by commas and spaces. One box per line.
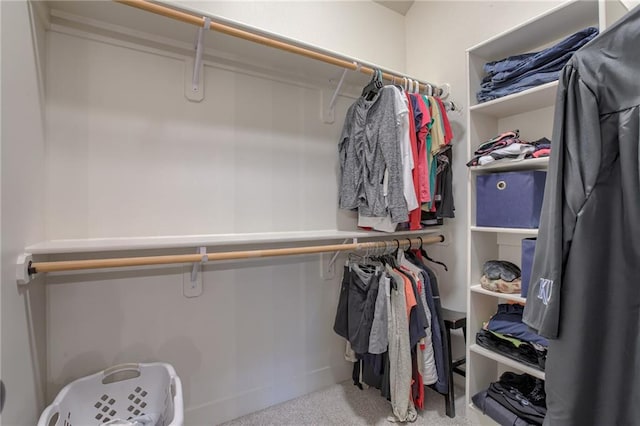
417, 236, 449, 271
361, 69, 383, 100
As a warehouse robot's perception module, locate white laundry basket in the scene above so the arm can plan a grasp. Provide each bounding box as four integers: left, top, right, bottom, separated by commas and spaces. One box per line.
38, 362, 183, 426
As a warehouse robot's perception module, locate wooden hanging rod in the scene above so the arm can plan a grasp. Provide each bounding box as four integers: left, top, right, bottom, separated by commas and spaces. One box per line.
114, 0, 443, 95
28, 235, 444, 274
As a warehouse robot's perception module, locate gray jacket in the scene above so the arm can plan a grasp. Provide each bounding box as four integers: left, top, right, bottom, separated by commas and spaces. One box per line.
338, 87, 409, 223
523, 8, 640, 425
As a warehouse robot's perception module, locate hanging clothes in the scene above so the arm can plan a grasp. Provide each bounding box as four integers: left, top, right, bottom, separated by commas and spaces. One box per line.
405, 93, 422, 231
332, 247, 449, 421
523, 9, 640, 425
414, 95, 432, 204
405, 250, 448, 394
338, 88, 408, 223
338, 81, 456, 231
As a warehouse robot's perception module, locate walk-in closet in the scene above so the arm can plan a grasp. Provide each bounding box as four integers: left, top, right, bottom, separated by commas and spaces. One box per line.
2, 1, 639, 425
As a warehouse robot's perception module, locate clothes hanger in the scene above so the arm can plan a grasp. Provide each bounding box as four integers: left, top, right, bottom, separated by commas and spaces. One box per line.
361, 69, 384, 101
417, 236, 449, 271
385, 239, 400, 269
381, 240, 398, 290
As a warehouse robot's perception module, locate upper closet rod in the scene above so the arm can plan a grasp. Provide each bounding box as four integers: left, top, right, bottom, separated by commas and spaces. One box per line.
27, 235, 444, 274
115, 0, 445, 96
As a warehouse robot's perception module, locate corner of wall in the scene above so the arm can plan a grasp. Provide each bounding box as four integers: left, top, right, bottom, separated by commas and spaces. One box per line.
1, 0, 48, 423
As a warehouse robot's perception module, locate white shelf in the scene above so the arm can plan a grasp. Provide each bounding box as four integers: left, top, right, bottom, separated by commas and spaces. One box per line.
470, 226, 538, 235
468, 0, 599, 59
469, 157, 549, 173
469, 81, 559, 118
25, 228, 443, 255
470, 285, 526, 304
470, 344, 546, 380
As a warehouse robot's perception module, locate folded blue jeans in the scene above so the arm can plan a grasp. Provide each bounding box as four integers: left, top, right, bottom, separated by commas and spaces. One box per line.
477, 70, 560, 103
484, 52, 538, 76
482, 50, 577, 90
491, 27, 597, 83
483, 27, 597, 82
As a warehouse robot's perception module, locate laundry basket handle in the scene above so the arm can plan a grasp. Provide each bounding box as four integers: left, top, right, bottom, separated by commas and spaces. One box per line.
102, 363, 141, 385
38, 403, 59, 426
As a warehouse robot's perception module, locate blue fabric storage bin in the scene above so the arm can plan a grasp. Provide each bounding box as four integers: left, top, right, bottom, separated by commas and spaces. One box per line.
521, 238, 537, 298
476, 170, 546, 228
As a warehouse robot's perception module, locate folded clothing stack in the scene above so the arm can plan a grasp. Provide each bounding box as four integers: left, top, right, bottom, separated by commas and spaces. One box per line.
477, 27, 599, 103
472, 372, 546, 425
480, 260, 521, 294
476, 303, 548, 370
466, 130, 551, 167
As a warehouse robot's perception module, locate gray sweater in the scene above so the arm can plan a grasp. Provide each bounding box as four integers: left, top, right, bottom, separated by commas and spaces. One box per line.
339, 87, 409, 223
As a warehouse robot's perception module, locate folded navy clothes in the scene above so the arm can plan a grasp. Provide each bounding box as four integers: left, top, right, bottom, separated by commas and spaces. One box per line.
489, 382, 545, 425
472, 390, 537, 426
498, 372, 546, 409
488, 304, 549, 347
477, 27, 599, 103
478, 372, 547, 425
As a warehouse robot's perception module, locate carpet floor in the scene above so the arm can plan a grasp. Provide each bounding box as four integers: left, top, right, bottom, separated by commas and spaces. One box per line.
221, 381, 476, 425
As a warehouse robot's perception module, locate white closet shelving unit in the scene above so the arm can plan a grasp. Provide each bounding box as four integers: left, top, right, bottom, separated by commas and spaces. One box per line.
465, 0, 628, 423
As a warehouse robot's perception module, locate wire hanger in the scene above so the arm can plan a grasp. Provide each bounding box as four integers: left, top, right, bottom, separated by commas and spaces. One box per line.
417, 236, 448, 271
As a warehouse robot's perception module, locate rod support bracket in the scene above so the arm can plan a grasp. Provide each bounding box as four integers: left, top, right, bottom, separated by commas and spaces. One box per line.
17, 253, 34, 285
184, 247, 206, 298
185, 17, 210, 102
322, 62, 357, 124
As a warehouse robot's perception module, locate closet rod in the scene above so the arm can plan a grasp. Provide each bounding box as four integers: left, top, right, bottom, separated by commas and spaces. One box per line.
28, 235, 444, 274
114, 0, 444, 96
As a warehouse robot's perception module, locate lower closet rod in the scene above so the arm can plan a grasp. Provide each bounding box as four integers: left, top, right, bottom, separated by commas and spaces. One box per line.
28, 235, 444, 274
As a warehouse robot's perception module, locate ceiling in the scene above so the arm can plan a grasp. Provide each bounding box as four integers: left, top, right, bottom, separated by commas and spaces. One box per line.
373, 0, 415, 16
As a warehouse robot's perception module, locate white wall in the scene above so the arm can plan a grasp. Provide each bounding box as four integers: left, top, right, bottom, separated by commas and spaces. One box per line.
45, 31, 345, 239
405, 1, 564, 313
173, 1, 407, 72
1, 1, 48, 424
42, 2, 407, 424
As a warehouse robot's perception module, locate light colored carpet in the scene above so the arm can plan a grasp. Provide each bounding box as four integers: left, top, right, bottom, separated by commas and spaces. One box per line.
221, 381, 475, 425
